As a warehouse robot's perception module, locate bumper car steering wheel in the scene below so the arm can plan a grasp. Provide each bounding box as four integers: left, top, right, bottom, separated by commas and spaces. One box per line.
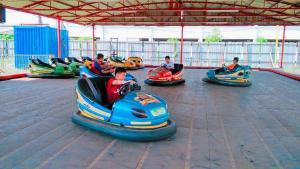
118, 82, 131, 96
161, 63, 168, 69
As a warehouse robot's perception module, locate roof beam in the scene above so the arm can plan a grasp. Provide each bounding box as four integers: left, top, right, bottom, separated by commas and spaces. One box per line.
21, 1, 48, 9
27, 7, 300, 11
2, 0, 300, 26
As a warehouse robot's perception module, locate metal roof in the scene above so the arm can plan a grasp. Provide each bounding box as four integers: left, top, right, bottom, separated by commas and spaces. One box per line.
1, 0, 300, 26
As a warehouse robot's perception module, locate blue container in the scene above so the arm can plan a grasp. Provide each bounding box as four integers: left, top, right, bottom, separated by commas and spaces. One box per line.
0, 7, 5, 23
14, 26, 69, 68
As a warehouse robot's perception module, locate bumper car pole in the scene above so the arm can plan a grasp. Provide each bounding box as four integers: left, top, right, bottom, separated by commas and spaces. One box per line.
92, 24, 95, 60
180, 24, 184, 64
280, 25, 286, 69
57, 16, 61, 59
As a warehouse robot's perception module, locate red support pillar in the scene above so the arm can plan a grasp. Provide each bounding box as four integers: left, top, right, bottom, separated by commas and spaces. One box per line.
92, 24, 95, 60
180, 25, 184, 64
57, 16, 61, 58
280, 25, 286, 68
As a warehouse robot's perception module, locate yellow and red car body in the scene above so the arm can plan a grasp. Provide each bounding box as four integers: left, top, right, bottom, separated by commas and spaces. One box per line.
145, 64, 185, 86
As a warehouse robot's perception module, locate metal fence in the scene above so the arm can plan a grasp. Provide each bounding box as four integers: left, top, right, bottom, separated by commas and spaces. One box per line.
69, 40, 300, 69
0, 39, 299, 75
0, 54, 52, 75
0, 40, 54, 74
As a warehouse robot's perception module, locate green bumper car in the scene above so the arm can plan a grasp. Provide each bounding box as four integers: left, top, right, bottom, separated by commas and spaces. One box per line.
27, 59, 74, 78
50, 58, 81, 76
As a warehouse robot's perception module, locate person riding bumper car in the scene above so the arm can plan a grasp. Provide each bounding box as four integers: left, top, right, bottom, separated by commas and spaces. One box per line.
27, 58, 74, 78
72, 76, 176, 141
80, 60, 141, 91
144, 63, 185, 86
202, 65, 251, 87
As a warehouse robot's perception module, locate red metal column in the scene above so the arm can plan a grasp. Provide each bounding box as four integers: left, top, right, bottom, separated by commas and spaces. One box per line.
92, 24, 95, 59
280, 25, 286, 68
180, 25, 184, 64
57, 16, 61, 58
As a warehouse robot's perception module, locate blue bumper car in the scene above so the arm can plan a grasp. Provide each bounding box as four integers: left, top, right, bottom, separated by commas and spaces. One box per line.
72, 77, 176, 141
202, 65, 251, 87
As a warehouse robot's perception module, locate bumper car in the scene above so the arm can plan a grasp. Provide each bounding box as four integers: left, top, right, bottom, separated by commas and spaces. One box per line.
144, 64, 185, 86
65, 57, 84, 64
202, 65, 251, 87
108, 56, 138, 70
80, 65, 141, 90
81, 56, 93, 62
50, 58, 81, 76
72, 77, 176, 141
127, 56, 144, 69
65, 57, 84, 76
27, 59, 74, 78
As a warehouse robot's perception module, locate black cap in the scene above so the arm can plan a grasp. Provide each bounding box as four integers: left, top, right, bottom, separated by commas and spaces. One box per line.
115, 67, 126, 75
233, 57, 239, 62
97, 53, 104, 59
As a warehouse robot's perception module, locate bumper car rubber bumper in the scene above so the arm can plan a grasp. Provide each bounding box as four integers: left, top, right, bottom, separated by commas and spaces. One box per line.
72, 111, 177, 142
144, 79, 185, 86
202, 77, 251, 87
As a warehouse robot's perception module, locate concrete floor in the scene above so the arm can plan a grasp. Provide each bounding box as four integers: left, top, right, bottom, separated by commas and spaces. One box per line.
0, 69, 299, 169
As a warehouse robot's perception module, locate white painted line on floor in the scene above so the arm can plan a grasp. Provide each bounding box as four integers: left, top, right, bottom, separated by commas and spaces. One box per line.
37, 131, 86, 168
135, 143, 153, 169
184, 116, 194, 169
248, 115, 285, 169
219, 116, 237, 169
86, 139, 117, 169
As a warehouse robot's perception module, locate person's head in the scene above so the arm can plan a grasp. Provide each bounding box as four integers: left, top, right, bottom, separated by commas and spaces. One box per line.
115, 67, 127, 80
96, 53, 104, 63
165, 56, 171, 63
233, 57, 239, 64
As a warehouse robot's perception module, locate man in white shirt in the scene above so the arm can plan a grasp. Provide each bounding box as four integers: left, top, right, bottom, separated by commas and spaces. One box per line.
163, 56, 174, 70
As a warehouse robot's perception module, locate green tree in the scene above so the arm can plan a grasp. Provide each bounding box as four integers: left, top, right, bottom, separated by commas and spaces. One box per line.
167, 38, 179, 58
204, 28, 222, 43
0, 34, 14, 40
256, 36, 267, 43
77, 37, 92, 41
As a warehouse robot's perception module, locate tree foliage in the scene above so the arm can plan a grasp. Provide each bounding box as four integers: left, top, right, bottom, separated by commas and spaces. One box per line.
0, 34, 14, 40
256, 36, 268, 43
204, 28, 222, 43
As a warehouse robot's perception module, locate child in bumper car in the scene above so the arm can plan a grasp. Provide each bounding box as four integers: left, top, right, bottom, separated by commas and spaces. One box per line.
91, 53, 115, 75
106, 67, 136, 105
215, 57, 239, 74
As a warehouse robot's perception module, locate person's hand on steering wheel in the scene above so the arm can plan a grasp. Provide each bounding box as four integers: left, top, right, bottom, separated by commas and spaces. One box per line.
118, 82, 130, 96
127, 80, 136, 85
161, 63, 168, 70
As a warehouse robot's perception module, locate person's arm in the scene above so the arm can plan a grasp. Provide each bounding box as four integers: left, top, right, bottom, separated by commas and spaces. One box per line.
101, 69, 111, 74
100, 63, 115, 70
112, 79, 135, 85
112, 79, 126, 85
94, 62, 102, 71
167, 62, 174, 69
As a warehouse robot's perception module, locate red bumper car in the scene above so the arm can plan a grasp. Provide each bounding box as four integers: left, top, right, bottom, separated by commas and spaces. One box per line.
144, 64, 185, 86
